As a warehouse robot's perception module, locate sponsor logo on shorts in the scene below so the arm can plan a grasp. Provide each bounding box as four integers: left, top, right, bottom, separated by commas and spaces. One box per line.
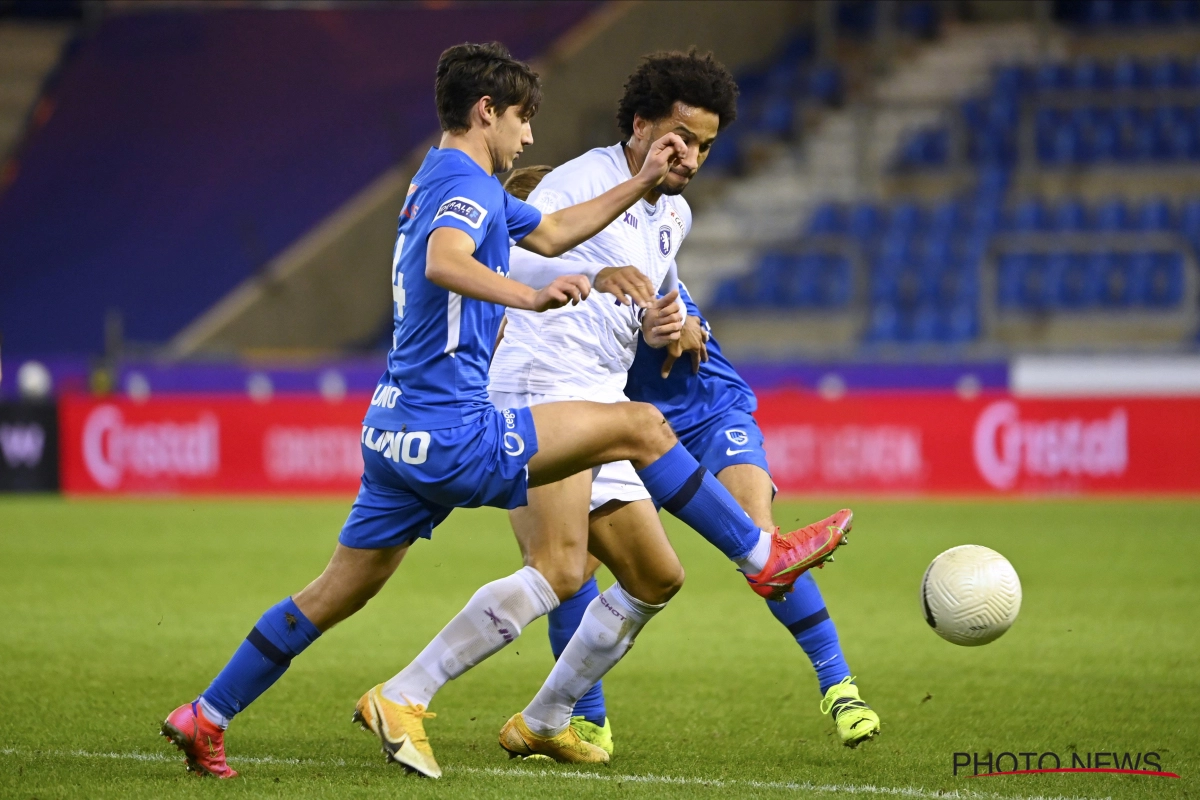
726, 448, 753, 456
502, 408, 517, 429
658, 225, 672, 257
434, 196, 488, 229
725, 428, 749, 446
503, 432, 525, 457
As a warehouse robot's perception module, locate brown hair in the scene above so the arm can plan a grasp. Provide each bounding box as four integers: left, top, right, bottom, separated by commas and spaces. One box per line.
435, 42, 542, 134
503, 165, 553, 201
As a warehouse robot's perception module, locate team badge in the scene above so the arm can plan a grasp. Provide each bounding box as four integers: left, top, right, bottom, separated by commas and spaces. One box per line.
435, 196, 488, 229
725, 429, 749, 446
658, 225, 672, 257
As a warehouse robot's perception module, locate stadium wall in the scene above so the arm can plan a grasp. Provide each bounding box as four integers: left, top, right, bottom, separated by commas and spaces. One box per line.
48, 389, 1200, 497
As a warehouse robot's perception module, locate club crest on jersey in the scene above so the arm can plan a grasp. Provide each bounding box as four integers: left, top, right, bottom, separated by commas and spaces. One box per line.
658, 225, 672, 257
435, 196, 488, 229
725, 428, 749, 446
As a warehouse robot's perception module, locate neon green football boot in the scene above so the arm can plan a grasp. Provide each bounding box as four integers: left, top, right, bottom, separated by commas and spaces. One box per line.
568, 715, 614, 756
820, 677, 880, 748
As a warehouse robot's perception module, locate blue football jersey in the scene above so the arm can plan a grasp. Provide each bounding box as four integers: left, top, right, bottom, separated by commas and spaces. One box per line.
364, 147, 542, 430
625, 281, 756, 436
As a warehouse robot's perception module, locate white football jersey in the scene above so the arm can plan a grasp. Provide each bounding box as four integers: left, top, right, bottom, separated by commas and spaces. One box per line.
489, 144, 691, 399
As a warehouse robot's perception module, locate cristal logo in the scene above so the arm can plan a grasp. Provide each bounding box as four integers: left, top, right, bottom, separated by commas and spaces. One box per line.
972, 401, 1127, 490
82, 405, 220, 489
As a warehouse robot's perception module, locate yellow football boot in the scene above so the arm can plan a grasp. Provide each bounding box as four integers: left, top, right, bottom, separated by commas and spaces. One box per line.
820, 677, 881, 748
499, 712, 609, 764
569, 715, 614, 756
353, 684, 442, 778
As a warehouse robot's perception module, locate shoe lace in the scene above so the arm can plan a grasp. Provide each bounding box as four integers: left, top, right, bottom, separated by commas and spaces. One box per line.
398, 694, 436, 745
820, 676, 856, 715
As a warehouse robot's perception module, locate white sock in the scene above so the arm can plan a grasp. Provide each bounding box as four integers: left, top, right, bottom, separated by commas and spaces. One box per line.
735, 529, 773, 574
197, 696, 230, 730
383, 566, 559, 707
522, 583, 665, 738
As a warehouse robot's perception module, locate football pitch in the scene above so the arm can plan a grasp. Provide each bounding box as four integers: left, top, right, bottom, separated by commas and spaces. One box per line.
1, 496, 1196, 800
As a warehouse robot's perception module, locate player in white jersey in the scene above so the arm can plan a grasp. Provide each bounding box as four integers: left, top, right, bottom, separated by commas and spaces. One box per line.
472, 51, 851, 761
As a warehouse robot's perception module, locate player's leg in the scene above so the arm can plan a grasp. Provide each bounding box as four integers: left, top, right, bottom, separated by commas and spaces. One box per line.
503, 498, 682, 761
162, 541, 409, 778
379, 472, 591, 711
526, 400, 844, 598
710, 435, 878, 747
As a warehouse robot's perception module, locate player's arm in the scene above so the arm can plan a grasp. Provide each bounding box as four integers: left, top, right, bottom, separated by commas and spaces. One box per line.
517, 133, 686, 260
426, 227, 590, 312
661, 280, 709, 378
508, 248, 658, 307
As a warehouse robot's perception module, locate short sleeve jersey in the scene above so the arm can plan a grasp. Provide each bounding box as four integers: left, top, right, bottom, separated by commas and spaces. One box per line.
489, 144, 691, 399
624, 280, 756, 437
364, 147, 542, 430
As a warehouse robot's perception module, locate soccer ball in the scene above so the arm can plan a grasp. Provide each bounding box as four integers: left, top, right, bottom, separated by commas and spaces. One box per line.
920, 545, 1021, 646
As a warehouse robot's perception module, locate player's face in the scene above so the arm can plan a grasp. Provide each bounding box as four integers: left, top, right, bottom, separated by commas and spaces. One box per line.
644, 103, 720, 196
491, 104, 535, 173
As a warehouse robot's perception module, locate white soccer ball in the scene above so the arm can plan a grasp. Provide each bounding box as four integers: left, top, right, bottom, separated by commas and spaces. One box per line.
920, 545, 1021, 646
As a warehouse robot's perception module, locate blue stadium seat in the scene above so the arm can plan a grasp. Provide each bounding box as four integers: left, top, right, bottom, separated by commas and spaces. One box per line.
1072, 57, 1110, 90
997, 252, 1028, 308
1053, 197, 1089, 231
889, 201, 924, 234
1089, 117, 1122, 161
992, 64, 1027, 97
929, 199, 963, 235
1096, 252, 1134, 307
1035, 62, 1072, 92
1133, 251, 1185, 307
908, 303, 939, 342
1180, 197, 1200, 236
849, 202, 885, 240
866, 302, 900, 341
1094, 197, 1131, 231
807, 202, 845, 235
1018, 254, 1051, 309
704, 131, 741, 172
816, 255, 852, 307
1113, 55, 1144, 90
808, 65, 844, 106
1051, 252, 1100, 308
1010, 197, 1050, 232
710, 276, 745, 310
1149, 55, 1186, 89
1137, 196, 1173, 231
941, 302, 979, 342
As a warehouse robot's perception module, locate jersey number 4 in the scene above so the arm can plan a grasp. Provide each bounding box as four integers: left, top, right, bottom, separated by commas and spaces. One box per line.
391, 233, 406, 318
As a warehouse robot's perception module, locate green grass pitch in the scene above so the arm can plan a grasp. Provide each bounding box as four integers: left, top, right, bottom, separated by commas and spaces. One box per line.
1, 496, 1196, 799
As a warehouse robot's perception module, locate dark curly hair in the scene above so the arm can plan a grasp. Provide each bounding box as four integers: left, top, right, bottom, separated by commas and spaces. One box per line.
616, 49, 739, 137
435, 42, 542, 134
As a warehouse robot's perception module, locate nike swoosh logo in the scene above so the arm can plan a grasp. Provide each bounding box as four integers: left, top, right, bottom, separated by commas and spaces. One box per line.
726, 448, 753, 455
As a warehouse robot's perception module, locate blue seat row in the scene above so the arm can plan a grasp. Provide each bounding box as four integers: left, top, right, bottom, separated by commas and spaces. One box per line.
1055, 0, 1200, 28
711, 252, 853, 310
995, 55, 1200, 93
866, 302, 979, 344
997, 251, 1185, 309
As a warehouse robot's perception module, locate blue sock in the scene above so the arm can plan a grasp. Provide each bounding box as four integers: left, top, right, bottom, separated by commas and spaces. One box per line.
201, 597, 321, 721
636, 442, 761, 561
547, 577, 607, 725
766, 572, 851, 695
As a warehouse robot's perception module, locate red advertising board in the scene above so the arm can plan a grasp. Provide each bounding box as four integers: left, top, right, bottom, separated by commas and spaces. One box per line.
59, 396, 368, 494
59, 393, 1200, 496
755, 391, 1200, 494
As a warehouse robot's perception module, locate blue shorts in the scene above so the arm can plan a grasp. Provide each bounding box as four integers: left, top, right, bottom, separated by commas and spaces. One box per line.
676, 407, 772, 479
338, 405, 539, 550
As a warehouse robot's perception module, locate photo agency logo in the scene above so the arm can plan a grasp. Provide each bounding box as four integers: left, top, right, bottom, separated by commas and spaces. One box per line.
952, 750, 1179, 779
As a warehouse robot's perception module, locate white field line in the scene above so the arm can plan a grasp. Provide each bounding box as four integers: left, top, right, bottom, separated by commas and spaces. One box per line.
0, 747, 1111, 800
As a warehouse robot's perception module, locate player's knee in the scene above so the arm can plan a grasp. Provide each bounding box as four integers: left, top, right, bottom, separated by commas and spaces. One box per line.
529, 561, 584, 602
642, 562, 685, 606
628, 402, 677, 459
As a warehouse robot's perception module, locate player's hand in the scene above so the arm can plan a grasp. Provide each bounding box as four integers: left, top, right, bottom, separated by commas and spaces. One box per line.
637, 132, 687, 188
642, 290, 684, 348
531, 275, 591, 311
595, 265, 656, 309
660, 313, 709, 378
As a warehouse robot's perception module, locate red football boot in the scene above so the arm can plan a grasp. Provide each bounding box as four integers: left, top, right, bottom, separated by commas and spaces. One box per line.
161, 700, 238, 778
744, 508, 852, 601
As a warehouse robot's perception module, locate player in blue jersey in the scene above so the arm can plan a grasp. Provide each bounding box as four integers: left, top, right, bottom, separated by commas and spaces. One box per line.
161, 42, 848, 779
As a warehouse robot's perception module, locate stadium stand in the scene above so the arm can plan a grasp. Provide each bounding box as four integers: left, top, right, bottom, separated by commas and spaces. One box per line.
0, 2, 597, 356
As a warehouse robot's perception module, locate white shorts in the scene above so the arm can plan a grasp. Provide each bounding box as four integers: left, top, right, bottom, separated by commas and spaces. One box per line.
488, 389, 652, 512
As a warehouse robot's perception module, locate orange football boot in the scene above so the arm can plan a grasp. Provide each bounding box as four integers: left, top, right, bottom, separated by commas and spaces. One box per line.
743, 508, 852, 601
161, 700, 237, 778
